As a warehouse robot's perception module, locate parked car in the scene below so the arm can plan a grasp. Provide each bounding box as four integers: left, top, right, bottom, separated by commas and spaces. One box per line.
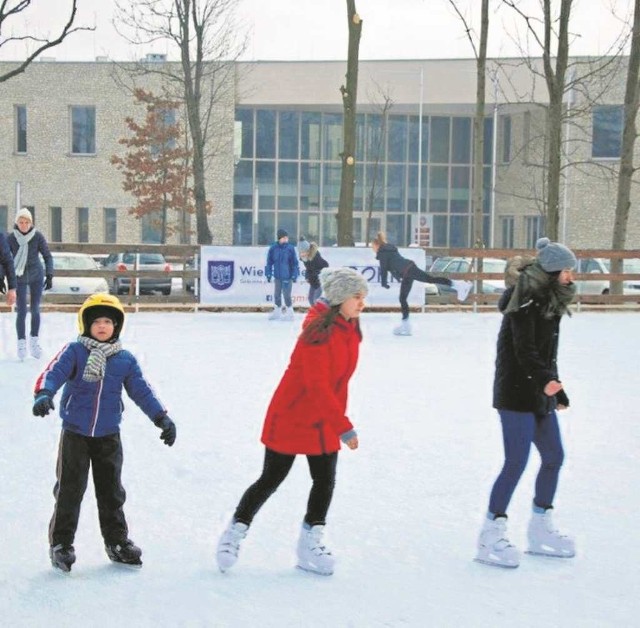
573, 257, 610, 295
184, 255, 199, 293
601, 258, 640, 294
429, 256, 506, 295
48, 252, 109, 295
102, 252, 172, 296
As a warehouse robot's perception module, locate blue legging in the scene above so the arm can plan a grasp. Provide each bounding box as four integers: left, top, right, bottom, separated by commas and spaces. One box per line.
488, 409, 565, 516
16, 279, 43, 339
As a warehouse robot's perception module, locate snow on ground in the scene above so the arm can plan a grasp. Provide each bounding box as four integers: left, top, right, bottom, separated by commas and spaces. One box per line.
1, 309, 638, 628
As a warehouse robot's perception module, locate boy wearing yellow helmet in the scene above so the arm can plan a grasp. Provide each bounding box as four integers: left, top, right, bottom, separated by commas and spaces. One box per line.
32, 293, 177, 573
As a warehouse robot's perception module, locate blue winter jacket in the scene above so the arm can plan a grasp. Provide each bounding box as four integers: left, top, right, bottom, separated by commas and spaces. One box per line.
265, 242, 299, 281
0, 233, 17, 290
8, 228, 53, 284
35, 342, 166, 438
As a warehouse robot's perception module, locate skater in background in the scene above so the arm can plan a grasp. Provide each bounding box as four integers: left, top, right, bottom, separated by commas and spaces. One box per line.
0, 231, 17, 307
216, 267, 366, 576
371, 231, 471, 336
265, 228, 299, 321
476, 238, 577, 569
32, 293, 177, 573
297, 237, 329, 306
7, 208, 53, 360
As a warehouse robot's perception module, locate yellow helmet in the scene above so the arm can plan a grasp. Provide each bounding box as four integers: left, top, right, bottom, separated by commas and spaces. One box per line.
78, 293, 126, 339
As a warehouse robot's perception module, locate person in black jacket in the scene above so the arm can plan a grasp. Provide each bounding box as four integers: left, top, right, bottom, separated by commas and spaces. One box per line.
476, 237, 578, 569
371, 231, 471, 336
297, 237, 329, 305
0, 232, 17, 308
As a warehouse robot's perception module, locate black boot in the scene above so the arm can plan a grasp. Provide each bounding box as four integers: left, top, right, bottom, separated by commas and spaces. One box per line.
50, 544, 76, 573
105, 539, 142, 567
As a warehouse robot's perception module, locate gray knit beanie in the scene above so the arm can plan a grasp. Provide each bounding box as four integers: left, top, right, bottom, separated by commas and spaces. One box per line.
320, 267, 368, 305
297, 238, 310, 254
535, 237, 577, 273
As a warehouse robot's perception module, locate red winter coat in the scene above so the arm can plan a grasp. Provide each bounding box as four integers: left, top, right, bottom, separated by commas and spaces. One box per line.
261, 302, 361, 455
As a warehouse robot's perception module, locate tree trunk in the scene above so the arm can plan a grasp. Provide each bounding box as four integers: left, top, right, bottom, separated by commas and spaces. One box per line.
337, 1, 362, 246
611, 0, 640, 290
542, 0, 571, 241
472, 0, 489, 249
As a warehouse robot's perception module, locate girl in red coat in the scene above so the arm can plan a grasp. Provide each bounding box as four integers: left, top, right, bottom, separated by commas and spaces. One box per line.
216, 267, 367, 576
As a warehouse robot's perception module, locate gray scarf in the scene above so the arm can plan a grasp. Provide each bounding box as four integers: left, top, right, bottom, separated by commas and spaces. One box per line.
504, 261, 576, 319
77, 335, 122, 382
13, 227, 36, 277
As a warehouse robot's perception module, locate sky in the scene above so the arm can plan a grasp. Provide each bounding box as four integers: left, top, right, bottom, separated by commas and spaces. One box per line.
1, 307, 639, 627
0, 0, 636, 63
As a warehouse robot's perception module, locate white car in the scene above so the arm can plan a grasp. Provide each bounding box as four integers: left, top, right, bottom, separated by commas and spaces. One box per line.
48, 252, 109, 295
429, 256, 506, 294
574, 258, 610, 295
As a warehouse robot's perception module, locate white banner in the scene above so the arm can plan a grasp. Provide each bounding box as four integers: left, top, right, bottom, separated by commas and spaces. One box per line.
199, 246, 426, 307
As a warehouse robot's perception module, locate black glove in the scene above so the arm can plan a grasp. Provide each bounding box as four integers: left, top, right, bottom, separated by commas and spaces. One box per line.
556, 389, 570, 408
0, 276, 5, 294
33, 390, 55, 417
44, 275, 53, 290
154, 414, 176, 446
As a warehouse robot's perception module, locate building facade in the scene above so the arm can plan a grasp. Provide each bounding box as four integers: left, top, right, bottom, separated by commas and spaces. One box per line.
1, 57, 638, 249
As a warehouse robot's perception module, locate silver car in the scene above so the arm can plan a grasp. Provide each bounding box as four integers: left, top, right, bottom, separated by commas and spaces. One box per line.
48, 252, 109, 295
102, 252, 172, 296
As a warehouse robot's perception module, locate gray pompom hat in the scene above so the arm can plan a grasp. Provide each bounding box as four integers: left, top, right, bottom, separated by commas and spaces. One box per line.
320, 267, 368, 305
535, 237, 577, 273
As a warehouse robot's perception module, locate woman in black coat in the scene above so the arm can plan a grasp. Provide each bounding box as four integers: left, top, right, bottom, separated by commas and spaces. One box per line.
371, 231, 471, 336
476, 237, 578, 569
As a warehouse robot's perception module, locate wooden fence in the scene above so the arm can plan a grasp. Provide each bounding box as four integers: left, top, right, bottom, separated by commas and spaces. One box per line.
3, 243, 639, 312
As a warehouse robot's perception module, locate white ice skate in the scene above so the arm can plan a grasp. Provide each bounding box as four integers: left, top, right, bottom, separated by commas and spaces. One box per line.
451, 279, 473, 302
526, 510, 575, 558
393, 319, 412, 336
17, 339, 27, 361
296, 524, 334, 576
282, 306, 294, 321
29, 336, 42, 359
268, 306, 282, 320
216, 520, 249, 572
475, 517, 520, 568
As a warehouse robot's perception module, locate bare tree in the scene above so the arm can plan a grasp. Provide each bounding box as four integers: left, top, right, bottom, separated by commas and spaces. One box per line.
114, 0, 246, 245
448, 0, 490, 250
0, 0, 91, 84
611, 0, 640, 290
337, 0, 362, 246
501, 0, 572, 240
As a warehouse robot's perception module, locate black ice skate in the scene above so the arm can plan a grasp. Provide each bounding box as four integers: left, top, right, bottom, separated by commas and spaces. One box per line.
50, 544, 76, 573
105, 539, 143, 568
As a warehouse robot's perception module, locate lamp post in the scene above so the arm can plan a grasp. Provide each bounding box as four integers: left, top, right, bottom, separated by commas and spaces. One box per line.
561, 68, 576, 243
416, 67, 424, 246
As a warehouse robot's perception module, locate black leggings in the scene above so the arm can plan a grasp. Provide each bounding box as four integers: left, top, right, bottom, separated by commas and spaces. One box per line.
234, 448, 338, 527
399, 263, 452, 319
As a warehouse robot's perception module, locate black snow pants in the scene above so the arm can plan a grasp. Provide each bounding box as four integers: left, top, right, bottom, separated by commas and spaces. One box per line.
49, 429, 128, 547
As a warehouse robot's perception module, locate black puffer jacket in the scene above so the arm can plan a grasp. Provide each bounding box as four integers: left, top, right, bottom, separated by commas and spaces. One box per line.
493, 286, 569, 415
376, 243, 413, 287
302, 246, 329, 288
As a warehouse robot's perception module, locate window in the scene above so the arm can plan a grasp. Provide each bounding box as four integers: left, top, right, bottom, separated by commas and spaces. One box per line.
71, 106, 96, 154
16, 105, 27, 153
256, 110, 276, 159
50, 207, 62, 242
104, 208, 117, 243
592, 105, 623, 158
451, 117, 471, 164
500, 115, 511, 162
0, 205, 7, 232
151, 107, 176, 156
141, 212, 162, 243
430, 117, 450, 163
278, 111, 299, 159
233, 211, 253, 245
77, 207, 89, 242
500, 216, 514, 248
235, 109, 254, 159
525, 215, 544, 248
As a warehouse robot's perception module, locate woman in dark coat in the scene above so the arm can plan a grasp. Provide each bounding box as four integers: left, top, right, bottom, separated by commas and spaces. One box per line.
8, 207, 53, 360
371, 231, 471, 336
476, 237, 578, 569
216, 267, 366, 576
298, 238, 329, 305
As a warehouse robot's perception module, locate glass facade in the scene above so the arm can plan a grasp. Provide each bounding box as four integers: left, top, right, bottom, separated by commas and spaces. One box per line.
232, 108, 493, 246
